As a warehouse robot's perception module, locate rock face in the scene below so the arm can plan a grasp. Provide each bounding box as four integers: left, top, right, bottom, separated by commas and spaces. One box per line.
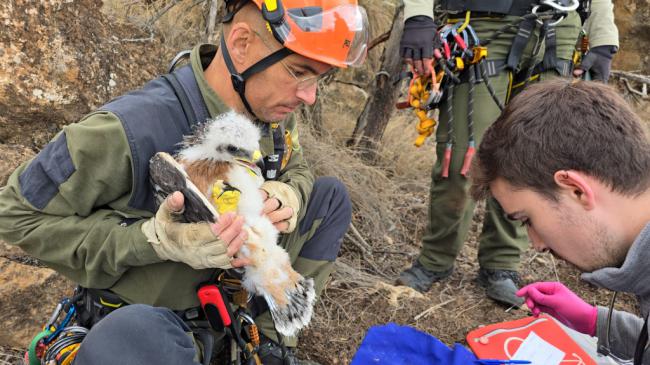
612, 0, 650, 75
0, 258, 74, 348
0, 0, 164, 147
0, 144, 34, 186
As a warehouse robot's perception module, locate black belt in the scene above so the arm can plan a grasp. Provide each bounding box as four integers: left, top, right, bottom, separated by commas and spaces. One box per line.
439, 0, 537, 16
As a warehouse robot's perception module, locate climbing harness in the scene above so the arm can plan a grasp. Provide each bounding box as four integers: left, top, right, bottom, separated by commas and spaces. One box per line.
397, 0, 579, 178
396, 16, 498, 177
198, 270, 264, 365
25, 287, 127, 365
25, 272, 268, 365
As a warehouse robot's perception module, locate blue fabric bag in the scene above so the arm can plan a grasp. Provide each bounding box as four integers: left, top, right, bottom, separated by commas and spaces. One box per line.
351, 323, 478, 365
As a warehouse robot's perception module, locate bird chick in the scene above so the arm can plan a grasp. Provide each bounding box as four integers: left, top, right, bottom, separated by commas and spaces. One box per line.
149, 111, 315, 337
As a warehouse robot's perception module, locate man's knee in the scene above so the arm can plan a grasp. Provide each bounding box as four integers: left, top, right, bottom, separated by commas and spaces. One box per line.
300, 177, 352, 234
75, 304, 198, 365
298, 177, 352, 261
318, 177, 351, 207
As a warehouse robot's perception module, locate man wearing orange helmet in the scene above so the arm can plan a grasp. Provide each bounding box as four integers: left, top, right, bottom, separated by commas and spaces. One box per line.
0, 0, 368, 363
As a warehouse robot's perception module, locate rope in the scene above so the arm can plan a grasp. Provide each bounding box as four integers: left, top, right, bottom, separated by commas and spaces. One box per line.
446, 83, 455, 148
467, 64, 475, 145
441, 82, 455, 178
460, 64, 477, 176
479, 61, 505, 111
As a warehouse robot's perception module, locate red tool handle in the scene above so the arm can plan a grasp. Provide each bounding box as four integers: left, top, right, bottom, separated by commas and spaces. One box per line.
198, 285, 231, 327
460, 147, 476, 177
441, 147, 452, 178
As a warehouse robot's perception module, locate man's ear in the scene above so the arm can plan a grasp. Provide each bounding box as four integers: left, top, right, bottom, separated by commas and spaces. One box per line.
225, 23, 255, 69
553, 170, 595, 210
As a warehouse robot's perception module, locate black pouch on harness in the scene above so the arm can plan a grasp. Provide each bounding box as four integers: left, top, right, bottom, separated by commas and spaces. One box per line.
72, 286, 128, 329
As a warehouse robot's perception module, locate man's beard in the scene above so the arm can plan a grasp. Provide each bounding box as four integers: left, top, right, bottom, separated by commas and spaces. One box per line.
558, 207, 628, 272
585, 217, 628, 271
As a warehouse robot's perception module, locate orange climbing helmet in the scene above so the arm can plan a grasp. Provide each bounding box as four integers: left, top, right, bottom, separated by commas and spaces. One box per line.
250, 0, 369, 68
221, 0, 369, 118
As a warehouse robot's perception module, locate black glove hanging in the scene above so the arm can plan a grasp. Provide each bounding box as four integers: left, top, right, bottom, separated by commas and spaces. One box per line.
400, 15, 437, 62
578, 45, 618, 82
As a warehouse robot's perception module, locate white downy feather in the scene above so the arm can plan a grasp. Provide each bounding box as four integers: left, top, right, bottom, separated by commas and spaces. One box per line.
226, 164, 315, 337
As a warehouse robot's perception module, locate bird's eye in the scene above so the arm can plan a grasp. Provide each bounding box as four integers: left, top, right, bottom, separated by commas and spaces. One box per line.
226, 145, 239, 153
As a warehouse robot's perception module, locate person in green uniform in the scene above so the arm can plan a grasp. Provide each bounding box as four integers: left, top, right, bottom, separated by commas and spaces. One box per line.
396, 0, 619, 307
0, 0, 369, 364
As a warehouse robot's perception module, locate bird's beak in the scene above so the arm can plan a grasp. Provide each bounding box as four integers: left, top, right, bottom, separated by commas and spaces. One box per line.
252, 150, 263, 163
253, 150, 265, 172
234, 150, 262, 166
234, 150, 264, 177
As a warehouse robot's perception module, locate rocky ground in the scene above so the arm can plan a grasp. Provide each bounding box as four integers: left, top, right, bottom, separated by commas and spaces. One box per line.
1, 0, 649, 364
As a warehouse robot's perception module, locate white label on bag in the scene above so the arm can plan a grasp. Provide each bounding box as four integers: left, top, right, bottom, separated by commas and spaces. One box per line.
512, 331, 565, 365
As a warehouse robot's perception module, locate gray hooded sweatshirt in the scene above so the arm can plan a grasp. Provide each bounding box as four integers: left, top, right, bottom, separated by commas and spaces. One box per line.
582, 222, 650, 364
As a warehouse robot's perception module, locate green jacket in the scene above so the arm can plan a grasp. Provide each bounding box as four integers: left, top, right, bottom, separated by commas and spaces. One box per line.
402, 0, 619, 48
0, 44, 314, 310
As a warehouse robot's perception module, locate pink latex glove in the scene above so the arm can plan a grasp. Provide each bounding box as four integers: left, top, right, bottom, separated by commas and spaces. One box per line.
517, 282, 598, 336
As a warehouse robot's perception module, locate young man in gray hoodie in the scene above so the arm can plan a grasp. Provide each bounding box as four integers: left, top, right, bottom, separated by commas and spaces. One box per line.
471, 78, 650, 364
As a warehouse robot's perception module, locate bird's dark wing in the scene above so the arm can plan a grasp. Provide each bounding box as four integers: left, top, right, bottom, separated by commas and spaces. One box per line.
149, 152, 218, 223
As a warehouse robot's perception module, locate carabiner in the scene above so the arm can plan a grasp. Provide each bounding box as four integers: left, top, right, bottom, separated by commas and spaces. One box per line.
464, 24, 480, 48
450, 26, 467, 51
531, 5, 567, 27
439, 25, 454, 59
45, 302, 64, 330
540, 0, 579, 12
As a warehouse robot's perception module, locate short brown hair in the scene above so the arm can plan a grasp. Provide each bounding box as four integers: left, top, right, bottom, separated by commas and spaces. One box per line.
471, 79, 650, 201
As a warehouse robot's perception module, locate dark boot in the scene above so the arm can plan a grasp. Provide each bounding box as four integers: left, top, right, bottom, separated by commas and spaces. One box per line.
476, 268, 524, 307
395, 260, 453, 293
257, 336, 321, 365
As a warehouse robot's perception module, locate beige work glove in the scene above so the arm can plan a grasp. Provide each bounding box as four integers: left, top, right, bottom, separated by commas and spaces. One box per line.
260, 181, 301, 233
141, 193, 233, 269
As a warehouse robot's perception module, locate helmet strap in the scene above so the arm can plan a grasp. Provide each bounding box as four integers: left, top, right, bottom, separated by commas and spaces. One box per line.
220, 32, 293, 119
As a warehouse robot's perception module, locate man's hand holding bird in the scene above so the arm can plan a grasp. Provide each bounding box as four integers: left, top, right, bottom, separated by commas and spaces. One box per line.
260, 181, 301, 233
260, 190, 294, 233
142, 190, 252, 268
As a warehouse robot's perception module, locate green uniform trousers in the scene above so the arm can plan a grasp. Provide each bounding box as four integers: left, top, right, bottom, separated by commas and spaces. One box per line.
418, 12, 581, 272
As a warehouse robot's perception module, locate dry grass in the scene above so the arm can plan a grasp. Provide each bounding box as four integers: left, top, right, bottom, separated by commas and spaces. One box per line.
102, 0, 218, 61
0, 346, 22, 365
